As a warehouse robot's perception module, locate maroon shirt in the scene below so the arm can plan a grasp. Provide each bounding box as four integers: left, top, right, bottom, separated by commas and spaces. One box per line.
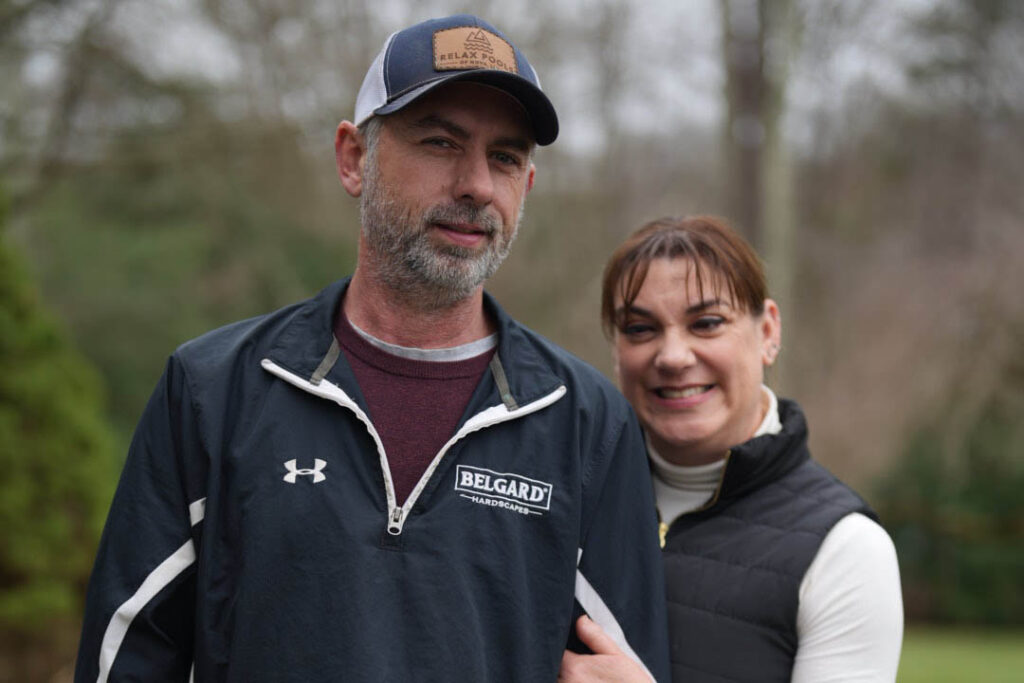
334, 309, 495, 504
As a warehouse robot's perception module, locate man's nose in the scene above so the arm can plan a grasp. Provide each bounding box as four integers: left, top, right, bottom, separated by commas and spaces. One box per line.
451, 151, 494, 205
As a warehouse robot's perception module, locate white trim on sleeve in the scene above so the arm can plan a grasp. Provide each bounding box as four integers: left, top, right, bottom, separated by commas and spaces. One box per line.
96, 498, 206, 683
574, 548, 656, 682
188, 498, 206, 527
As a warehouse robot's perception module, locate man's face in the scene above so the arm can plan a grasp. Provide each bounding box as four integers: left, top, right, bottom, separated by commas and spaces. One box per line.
359, 81, 535, 307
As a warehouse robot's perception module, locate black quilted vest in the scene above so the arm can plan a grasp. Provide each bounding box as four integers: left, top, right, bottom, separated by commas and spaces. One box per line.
661, 399, 876, 682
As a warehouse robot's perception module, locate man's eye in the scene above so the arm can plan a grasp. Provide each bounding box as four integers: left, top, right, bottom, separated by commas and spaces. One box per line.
492, 151, 522, 167
424, 138, 455, 148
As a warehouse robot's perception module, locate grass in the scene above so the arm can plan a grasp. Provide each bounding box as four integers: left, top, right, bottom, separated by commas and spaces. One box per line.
899, 626, 1024, 683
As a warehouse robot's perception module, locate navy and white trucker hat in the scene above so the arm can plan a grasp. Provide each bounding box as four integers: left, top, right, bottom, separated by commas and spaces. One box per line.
354, 14, 559, 145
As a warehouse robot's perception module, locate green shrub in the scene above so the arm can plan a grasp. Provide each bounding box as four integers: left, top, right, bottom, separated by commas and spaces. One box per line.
877, 385, 1024, 625
0, 204, 117, 635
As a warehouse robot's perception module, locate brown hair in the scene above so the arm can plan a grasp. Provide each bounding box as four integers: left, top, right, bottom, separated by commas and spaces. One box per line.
600, 215, 768, 337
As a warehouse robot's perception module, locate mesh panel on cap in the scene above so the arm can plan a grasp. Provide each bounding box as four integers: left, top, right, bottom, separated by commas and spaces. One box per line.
354, 32, 395, 125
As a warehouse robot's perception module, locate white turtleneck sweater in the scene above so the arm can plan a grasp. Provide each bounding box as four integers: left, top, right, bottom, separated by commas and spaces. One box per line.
650, 387, 904, 682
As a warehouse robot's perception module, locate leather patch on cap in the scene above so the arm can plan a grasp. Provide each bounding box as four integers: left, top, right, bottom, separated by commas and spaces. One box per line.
433, 26, 518, 74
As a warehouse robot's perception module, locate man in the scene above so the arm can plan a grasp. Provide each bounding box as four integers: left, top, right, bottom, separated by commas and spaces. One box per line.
75, 14, 669, 682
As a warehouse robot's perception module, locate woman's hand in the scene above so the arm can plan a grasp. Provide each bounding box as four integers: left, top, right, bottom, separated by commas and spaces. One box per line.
558, 615, 651, 682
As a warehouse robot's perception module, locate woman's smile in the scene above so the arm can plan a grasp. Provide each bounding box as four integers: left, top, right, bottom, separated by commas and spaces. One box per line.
613, 257, 779, 466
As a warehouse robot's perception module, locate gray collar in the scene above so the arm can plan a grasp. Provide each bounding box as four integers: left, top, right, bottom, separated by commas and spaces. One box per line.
349, 321, 498, 362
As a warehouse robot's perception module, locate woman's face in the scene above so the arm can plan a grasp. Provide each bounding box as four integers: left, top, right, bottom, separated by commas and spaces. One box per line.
613, 257, 780, 466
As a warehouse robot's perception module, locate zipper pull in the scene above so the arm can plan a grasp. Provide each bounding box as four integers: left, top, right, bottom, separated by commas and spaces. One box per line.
387, 507, 404, 536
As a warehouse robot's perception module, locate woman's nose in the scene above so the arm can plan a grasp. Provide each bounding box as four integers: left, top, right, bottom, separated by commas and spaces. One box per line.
654, 331, 697, 373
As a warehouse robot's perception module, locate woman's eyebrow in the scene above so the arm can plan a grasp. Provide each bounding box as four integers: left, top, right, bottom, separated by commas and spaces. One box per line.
619, 299, 723, 318
619, 304, 652, 318
686, 299, 724, 314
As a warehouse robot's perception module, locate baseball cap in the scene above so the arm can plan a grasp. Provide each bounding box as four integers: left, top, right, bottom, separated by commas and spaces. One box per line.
354, 14, 559, 145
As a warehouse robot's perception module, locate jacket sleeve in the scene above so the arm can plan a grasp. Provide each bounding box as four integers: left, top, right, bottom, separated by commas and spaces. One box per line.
75, 355, 206, 682
573, 408, 671, 682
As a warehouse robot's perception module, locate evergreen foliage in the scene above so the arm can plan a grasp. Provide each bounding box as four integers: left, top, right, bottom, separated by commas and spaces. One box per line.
876, 372, 1024, 625
0, 191, 116, 634
22, 117, 357, 438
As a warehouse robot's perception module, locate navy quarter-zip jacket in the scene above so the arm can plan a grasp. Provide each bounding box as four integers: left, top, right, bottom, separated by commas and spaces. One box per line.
76, 278, 671, 682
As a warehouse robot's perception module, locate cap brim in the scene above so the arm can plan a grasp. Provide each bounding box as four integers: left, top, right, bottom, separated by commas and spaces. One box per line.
374, 71, 559, 146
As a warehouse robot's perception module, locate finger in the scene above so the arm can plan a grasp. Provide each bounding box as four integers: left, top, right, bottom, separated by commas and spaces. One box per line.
559, 649, 580, 679
574, 614, 624, 656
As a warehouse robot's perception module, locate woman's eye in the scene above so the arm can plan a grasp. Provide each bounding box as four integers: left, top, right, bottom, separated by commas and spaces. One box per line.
692, 316, 725, 332
622, 323, 655, 337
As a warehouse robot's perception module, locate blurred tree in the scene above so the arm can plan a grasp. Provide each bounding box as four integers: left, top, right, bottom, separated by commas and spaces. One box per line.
721, 0, 767, 244
720, 0, 798, 390
788, 0, 1024, 484
0, 186, 116, 679
876, 359, 1024, 625
21, 108, 357, 438
4, 0, 358, 438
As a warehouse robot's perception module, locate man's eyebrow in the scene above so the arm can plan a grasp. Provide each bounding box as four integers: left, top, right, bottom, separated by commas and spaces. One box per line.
493, 135, 533, 153
409, 114, 532, 152
410, 114, 469, 140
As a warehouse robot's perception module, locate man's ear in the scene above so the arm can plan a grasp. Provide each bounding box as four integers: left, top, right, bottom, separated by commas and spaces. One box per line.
526, 163, 536, 193
335, 121, 365, 197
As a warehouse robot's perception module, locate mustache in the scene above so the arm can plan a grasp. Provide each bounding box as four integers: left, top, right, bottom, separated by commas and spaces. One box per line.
424, 203, 500, 235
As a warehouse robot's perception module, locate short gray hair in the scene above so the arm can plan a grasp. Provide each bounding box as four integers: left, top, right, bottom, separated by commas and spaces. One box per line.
357, 116, 383, 167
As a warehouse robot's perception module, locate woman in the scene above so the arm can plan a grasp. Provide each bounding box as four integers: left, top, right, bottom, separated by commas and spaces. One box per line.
560, 216, 903, 682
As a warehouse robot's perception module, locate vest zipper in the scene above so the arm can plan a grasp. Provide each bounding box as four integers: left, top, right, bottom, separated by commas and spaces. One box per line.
695, 449, 731, 513
261, 359, 566, 538
659, 450, 732, 547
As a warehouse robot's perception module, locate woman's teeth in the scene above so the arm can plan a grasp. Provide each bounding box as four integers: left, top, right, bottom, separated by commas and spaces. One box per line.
657, 385, 712, 399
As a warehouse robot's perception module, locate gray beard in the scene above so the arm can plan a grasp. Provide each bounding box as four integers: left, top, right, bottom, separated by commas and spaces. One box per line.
359, 161, 521, 310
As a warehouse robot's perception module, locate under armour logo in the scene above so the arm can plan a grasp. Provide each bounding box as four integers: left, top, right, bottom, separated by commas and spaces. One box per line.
283, 458, 327, 484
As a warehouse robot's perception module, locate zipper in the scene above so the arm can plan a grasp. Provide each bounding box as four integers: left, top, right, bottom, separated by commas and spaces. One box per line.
388, 507, 404, 535
658, 449, 731, 547
391, 385, 566, 534
261, 358, 566, 537
694, 449, 731, 513
262, 359, 399, 523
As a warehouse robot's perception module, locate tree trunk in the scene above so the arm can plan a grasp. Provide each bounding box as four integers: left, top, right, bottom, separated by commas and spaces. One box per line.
721, 0, 797, 391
